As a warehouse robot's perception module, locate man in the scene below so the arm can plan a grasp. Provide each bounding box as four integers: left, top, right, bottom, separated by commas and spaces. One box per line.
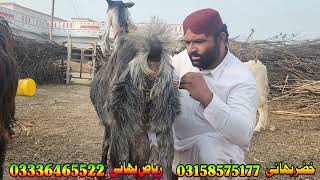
170, 8, 258, 179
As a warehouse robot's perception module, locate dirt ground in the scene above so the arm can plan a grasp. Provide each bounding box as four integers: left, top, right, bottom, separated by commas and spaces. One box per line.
3, 81, 319, 180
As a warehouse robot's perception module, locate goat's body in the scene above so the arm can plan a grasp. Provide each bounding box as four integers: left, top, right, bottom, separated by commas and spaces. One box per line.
91, 22, 180, 179
0, 17, 18, 178
244, 60, 270, 132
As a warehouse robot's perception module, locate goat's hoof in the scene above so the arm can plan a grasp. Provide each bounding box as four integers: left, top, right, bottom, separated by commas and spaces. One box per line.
254, 125, 268, 132
254, 127, 263, 132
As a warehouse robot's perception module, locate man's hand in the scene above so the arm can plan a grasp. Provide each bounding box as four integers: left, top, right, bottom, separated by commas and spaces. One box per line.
179, 72, 213, 108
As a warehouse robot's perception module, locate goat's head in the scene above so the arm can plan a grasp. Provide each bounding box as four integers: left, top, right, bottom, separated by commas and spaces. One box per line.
106, 0, 135, 9
106, 0, 136, 38
0, 17, 13, 55
126, 18, 180, 97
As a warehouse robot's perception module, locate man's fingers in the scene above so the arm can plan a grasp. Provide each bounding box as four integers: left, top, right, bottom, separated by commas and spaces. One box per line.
179, 83, 192, 90
181, 72, 195, 80
180, 77, 193, 84
182, 72, 201, 79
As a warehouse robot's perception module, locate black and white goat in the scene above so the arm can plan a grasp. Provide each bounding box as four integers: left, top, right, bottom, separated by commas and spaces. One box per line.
91, 19, 181, 180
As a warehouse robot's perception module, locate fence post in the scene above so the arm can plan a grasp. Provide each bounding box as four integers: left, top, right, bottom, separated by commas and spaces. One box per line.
80, 48, 84, 78
92, 42, 97, 79
66, 35, 72, 85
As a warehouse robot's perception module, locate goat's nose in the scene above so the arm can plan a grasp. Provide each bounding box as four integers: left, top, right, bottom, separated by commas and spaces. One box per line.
148, 37, 162, 62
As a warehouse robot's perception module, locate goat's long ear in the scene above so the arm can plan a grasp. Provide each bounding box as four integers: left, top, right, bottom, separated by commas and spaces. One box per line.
125, 2, 135, 8
106, 0, 112, 5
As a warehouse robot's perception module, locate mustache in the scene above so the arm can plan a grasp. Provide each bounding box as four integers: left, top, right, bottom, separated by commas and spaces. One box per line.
189, 51, 201, 57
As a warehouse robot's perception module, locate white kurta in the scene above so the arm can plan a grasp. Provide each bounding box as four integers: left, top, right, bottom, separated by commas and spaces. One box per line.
169, 49, 258, 179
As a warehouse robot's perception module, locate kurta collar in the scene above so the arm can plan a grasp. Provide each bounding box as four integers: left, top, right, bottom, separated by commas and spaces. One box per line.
200, 50, 232, 80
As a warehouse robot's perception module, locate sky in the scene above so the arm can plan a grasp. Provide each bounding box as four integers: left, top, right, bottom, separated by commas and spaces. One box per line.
5, 0, 320, 40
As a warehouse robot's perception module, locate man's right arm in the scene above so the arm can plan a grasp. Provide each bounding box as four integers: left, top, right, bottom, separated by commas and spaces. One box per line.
202, 80, 258, 149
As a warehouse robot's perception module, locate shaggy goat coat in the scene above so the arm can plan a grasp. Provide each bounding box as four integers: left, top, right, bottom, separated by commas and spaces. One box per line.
90, 22, 181, 179
0, 17, 18, 179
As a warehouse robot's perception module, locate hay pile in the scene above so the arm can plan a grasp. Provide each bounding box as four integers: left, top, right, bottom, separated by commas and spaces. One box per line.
229, 36, 320, 116
12, 35, 67, 84
229, 38, 320, 97
0, 16, 67, 84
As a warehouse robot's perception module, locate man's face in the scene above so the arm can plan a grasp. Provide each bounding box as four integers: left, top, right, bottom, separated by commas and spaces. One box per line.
183, 29, 220, 70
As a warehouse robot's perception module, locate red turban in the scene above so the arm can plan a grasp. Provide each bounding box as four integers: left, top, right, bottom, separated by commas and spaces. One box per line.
183, 8, 224, 36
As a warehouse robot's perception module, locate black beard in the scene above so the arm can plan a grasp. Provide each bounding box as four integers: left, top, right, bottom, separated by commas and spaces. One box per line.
189, 47, 220, 70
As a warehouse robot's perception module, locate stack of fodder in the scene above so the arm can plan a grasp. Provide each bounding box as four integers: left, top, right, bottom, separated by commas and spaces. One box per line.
12, 34, 68, 84
229, 37, 320, 97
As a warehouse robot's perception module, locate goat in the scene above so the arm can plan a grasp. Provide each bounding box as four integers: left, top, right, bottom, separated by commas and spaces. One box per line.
101, 0, 136, 56
243, 60, 274, 132
0, 17, 18, 179
90, 19, 181, 180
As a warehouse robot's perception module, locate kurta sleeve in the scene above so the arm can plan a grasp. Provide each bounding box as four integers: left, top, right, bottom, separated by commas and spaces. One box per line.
203, 81, 258, 149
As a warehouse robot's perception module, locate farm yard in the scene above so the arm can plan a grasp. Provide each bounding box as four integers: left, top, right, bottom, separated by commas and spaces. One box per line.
3, 31, 320, 179
3, 82, 319, 180
1, 9, 320, 179
4, 36, 320, 180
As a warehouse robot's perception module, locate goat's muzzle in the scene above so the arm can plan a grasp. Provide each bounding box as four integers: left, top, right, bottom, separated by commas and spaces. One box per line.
146, 37, 162, 78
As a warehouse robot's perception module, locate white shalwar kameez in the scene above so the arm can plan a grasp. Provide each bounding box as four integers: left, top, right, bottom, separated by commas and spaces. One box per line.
168, 49, 258, 180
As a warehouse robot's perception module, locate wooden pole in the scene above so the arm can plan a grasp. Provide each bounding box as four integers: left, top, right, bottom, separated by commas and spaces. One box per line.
66, 35, 72, 85
50, 0, 55, 40
92, 42, 97, 79
80, 49, 84, 78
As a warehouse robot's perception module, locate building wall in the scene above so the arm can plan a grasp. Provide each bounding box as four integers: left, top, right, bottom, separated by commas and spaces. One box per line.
0, 3, 65, 35
0, 2, 183, 47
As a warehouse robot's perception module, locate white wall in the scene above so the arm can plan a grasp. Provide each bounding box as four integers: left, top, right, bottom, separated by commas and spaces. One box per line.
1, 3, 183, 44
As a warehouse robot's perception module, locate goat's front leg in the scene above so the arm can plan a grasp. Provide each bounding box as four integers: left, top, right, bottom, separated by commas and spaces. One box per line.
109, 124, 131, 180
102, 126, 110, 164
149, 85, 180, 180
150, 109, 175, 180
0, 139, 6, 180
148, 110, 174, 180
156, 129, 174, 180
254, 97, 268, 132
